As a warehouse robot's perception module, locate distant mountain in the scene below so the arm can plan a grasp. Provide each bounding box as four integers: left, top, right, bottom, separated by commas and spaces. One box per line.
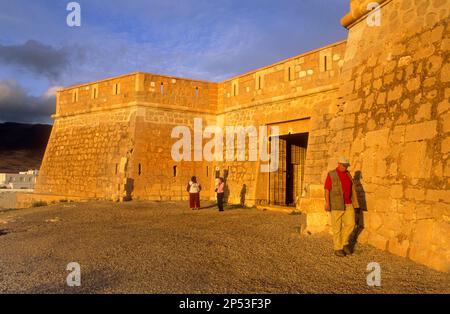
0, 122, 52, 173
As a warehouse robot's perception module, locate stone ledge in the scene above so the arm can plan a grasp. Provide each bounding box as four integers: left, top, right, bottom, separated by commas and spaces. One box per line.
341, 0, 390, 29
15, 192, 87, 209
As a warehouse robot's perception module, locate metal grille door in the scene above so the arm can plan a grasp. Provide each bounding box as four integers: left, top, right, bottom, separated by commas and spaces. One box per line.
291, 144, 307, 202
269, 138, 286, 205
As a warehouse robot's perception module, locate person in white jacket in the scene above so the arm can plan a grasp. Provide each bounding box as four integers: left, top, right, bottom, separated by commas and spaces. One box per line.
187, 176, 201, 210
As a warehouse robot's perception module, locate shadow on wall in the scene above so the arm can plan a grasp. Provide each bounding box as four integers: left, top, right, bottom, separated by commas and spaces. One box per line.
124, 178, 134, 201
223, 170, 230, 203
240, 184, 247, 207
350, 170, 366, 249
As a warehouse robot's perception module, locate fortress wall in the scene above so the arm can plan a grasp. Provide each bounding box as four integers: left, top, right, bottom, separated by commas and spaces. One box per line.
218, 41, 347, 113
129, 106, 217, 201
325, 0, 450, 271
34, 107, 136, 199
37, 73, 142, 200
215, 43, 346, 205
39, 42, 348, 204
130, 73, 219, 201
38, 73, 219, 202
216, 90, 340, 206
137, 73, 218, 113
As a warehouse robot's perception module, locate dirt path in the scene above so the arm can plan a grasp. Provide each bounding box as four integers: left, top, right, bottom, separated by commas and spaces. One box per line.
0, 201, 448, 293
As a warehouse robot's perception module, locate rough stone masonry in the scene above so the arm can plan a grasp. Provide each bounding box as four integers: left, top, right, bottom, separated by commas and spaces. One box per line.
22, 0, 450, 272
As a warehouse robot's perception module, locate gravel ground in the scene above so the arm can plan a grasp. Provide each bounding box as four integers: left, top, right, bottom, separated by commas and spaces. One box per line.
0, 200, 448, 294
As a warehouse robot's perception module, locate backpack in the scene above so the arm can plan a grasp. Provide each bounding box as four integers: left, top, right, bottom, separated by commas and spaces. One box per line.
187, 181, 201, 193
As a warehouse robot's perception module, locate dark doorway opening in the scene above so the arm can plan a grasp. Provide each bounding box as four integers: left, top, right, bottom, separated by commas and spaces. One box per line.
269, 132, 308, 206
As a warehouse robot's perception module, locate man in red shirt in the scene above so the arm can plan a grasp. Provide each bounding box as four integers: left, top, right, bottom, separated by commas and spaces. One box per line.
324, 157, 359, 257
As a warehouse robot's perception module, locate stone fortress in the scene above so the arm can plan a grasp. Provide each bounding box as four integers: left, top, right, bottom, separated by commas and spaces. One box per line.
23, 0, 449, 272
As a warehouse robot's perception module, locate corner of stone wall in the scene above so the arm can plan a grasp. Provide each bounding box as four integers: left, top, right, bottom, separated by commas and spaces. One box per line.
15, 192, 85, 209
301, 184, 332, 234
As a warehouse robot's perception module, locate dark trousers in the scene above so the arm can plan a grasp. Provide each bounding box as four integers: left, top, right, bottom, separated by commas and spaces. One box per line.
217, 193, 224, 211
189, 193, 200, 209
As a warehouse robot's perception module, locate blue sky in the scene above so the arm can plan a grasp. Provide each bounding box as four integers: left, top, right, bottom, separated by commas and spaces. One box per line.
0, 0, 348, 123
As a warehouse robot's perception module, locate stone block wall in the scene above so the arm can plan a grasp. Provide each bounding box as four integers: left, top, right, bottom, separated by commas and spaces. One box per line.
219, 41, 347, 112
57, 73, 138, 116
137, 73, 218, 113
130, 106, 217, 201
131, 73, 218, 201
216, 42, 347, 205
324, 0, 450, 272
33, 0, 449, 272
35, 107, 136, 199
36, 73, 218, 202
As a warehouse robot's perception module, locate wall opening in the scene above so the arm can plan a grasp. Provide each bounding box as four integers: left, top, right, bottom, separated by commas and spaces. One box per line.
195, 86, 199, 98
269, 132, 309, 206
115, 163, 118, 175
287, 66, 293, 81
173, 165, 177, 177
206, 166, 209, 177
72, 89, 78, 102
256, 75, 263, 90
113, 83, 120, 95
92, 87, 98, 99
138, 163, 142, 176
160, 82, 164, 95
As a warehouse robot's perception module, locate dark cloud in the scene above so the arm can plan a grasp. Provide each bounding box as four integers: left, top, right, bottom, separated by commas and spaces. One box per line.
0, 80, 56, 124
0, 40, 82, 80
0, 1, 348, 123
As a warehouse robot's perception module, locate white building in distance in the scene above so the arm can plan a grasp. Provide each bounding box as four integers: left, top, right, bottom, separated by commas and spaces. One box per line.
0, 170, 39, 189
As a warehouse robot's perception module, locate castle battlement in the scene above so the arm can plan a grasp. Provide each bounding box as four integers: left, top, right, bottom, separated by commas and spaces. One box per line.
55, 72, 218, 118
55, 41, 347, 118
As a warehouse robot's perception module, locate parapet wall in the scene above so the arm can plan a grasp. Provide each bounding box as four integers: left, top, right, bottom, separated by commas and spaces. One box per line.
56, 73, 138, 117
218, 41, 347, 114
136, 73, 218, 114
56, 72, 218, 117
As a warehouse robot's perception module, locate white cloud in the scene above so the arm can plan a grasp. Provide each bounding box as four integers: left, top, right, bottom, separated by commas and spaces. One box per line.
43, 85, 63, 99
